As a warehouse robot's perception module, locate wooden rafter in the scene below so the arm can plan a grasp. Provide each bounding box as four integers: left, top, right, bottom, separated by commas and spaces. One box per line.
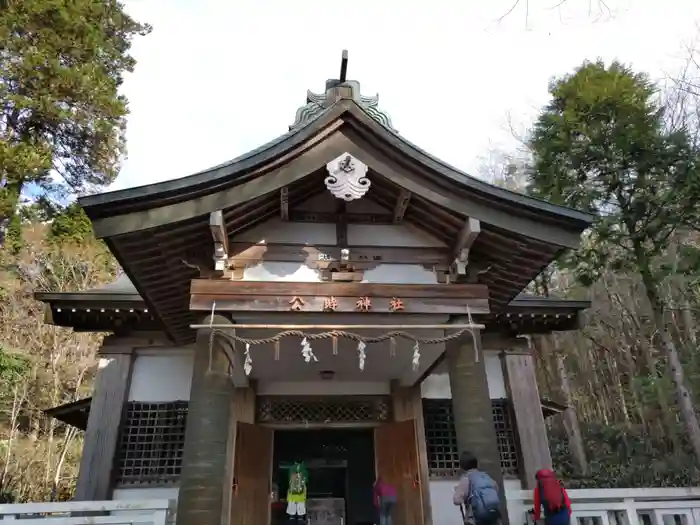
393, 188, 411, 223
280, 187, 289, 220
451, 217, 481, 277
209, 210, 229, 274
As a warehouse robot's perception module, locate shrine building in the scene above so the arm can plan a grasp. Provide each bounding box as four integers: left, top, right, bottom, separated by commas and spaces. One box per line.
39, 53, 594, 525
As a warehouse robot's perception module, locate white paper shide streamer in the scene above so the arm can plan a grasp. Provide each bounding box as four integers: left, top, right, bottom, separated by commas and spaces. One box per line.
357, 341, 367, 371
244, 343, 253, 376
301, 337, 318, 363
412, 342, 421, 371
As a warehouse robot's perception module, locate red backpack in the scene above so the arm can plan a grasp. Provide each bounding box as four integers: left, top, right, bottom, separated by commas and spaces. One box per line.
538, 478, 565, 513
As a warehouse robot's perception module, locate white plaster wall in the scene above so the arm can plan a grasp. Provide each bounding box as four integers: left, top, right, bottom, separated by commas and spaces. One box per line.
241, 261, 438, 284
429, 478, 524, 525
420, 351, 506, 400
242, 261, 323, 282
236, 219, 336, 244
232, 213, 447, 248
362, 264, 438, 284
128, 349, 194, 402
348, 223, 446, 247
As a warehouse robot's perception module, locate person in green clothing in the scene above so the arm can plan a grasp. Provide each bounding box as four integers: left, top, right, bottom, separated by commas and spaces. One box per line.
286, 461, 309, 522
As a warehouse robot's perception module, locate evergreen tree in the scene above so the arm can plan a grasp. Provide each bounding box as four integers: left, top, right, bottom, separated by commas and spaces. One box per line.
0, 0, 150, 242
48, 203, 94, 245
528, 60, 700, 464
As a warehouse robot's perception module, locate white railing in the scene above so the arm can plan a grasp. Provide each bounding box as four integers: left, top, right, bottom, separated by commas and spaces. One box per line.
514, 487, 700, 525
0, 499, 174, 524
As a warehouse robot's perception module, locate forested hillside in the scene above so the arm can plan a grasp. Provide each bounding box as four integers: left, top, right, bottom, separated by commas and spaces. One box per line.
0, 217, 117, 501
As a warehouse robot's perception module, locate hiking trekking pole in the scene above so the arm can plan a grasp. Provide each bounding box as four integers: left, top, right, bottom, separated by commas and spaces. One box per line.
460, 504, 467, 524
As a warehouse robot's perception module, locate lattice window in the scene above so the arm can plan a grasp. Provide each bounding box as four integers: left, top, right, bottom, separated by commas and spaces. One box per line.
114, 401, 188, 485
423, 399, 460, 478
422, 398, 520, 479
492, 399, 519, 477
257, 396, 391, 424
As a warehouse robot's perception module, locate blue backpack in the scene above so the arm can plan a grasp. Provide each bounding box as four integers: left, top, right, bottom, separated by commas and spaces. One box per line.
466, 470, 501, 524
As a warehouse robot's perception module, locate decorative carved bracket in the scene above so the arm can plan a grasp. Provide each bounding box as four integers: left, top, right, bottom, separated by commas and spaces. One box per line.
321, 248, 365, 282
450, 217, 480, 278
393, 188, 411, 223
209, 210, 229, 276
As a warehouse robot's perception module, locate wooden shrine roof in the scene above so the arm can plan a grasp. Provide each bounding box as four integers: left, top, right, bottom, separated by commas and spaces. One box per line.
67, 81, 593, 343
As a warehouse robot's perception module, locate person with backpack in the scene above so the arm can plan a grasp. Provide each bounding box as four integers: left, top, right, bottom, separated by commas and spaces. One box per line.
452, 451, 502, 525
532, 469, 572, 525
373, 476, 397, 525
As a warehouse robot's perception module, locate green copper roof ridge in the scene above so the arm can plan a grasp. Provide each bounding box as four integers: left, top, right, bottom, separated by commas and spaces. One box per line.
291, 80, 396, 132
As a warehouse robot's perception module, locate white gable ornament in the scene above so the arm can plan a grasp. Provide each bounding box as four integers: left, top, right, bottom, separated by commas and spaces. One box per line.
325, 153, 371, 201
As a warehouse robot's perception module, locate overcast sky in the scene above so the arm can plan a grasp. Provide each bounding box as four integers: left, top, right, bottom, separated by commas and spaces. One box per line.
113, 0, 700, 191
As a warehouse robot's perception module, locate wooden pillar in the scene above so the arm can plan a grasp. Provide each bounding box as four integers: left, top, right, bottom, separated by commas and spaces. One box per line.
501, 351, 552, 489
390, 382, 433, 525
75, 353, 133, 501
446, 331, 509, 525
176, 316, 235, 525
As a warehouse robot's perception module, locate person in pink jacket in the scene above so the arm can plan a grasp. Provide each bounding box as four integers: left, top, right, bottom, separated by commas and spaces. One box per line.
373, 476, 397, 525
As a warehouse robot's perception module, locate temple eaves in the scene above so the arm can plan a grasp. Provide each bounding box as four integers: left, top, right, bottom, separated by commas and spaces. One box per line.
290, 50, 396, 132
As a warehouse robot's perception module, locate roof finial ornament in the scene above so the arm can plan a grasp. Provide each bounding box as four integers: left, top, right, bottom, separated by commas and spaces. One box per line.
289, 49, 396, 132
339, 50, 348, 83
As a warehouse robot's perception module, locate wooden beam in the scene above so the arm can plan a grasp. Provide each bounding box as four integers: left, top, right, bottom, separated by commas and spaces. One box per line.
280, 187, 289, 220
288, 211, 394, 224
74, 354, 133, 501
227, 243, 449, 267
393, 188, 411, 223
191, 295, 489, 315
191, 279, 489, 299
336, 200, 348, 247
452, 217, 481, 276
209, 210, 229, 274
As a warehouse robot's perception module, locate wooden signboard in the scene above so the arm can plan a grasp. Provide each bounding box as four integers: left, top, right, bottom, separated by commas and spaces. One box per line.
190, 280, 490, 315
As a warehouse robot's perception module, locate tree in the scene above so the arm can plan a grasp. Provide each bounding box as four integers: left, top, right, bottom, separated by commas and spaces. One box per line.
0, 219, 116, 501
0, 0, 151, 242
48, 204, 94, 246
527, 60, 700, 465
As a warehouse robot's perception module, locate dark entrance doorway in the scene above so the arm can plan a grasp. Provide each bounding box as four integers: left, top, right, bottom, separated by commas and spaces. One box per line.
271, 428, 375, 525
